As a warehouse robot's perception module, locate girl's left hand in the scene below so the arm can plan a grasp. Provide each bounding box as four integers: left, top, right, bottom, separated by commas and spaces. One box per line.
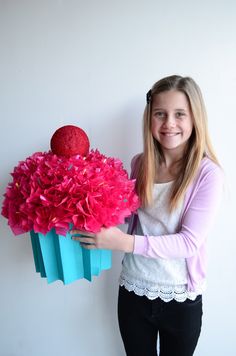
70, 226, 134, 253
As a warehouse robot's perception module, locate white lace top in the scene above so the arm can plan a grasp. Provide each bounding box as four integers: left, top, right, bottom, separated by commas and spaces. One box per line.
119, 181, 202, 302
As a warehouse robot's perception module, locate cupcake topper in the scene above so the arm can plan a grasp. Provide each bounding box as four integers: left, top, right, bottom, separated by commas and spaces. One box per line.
50, 125, 90, 157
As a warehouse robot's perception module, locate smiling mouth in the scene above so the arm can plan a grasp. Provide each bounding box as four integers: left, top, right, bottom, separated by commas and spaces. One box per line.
161, 133, 181, 136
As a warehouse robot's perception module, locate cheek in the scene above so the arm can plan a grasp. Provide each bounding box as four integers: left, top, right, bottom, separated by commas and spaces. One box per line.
188, 122, 194, 136
151, 119, 160, 133
183, 119, 194, 137
151, 123, 157, 138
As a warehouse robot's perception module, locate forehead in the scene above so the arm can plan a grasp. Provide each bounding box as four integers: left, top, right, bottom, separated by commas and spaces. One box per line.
152, 90, 190, 110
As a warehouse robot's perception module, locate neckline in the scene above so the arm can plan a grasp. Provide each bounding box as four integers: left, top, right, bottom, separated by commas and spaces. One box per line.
154, 180, 174, 186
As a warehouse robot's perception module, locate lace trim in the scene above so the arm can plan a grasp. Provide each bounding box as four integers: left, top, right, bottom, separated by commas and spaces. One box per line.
119, 276, 199, 302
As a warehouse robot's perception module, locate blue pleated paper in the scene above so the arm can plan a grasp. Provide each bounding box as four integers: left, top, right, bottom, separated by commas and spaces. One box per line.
30, 229, 112, 284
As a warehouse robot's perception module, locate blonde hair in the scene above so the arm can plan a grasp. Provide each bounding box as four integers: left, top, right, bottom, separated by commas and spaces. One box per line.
136, 75, 220, 210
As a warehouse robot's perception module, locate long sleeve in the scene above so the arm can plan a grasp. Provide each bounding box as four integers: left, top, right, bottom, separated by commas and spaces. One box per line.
133, 160, 224, 259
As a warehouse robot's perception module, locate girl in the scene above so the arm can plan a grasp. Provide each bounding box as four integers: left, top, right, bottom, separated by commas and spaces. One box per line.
71, 75, 223, 356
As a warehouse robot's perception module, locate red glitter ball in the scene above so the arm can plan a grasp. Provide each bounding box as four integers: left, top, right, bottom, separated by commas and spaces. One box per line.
50, 125, 90, 157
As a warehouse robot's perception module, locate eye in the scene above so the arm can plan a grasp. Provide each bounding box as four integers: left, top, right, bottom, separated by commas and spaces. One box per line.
176, 112, 185, 118
154, 111, 166, 119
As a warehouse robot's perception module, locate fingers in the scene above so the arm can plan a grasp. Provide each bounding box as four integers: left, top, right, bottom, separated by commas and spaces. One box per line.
80, 243, 96, 250
70, 230, 97, 249
72, 236, 96, 249
70, 230, 94, 238
73, 236, 94, 244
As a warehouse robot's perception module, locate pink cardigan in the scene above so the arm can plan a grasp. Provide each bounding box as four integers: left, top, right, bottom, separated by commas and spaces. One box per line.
129, 156, 224, 292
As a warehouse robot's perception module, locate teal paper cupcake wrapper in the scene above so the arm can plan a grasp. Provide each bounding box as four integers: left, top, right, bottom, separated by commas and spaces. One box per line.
30, 229, 112, 284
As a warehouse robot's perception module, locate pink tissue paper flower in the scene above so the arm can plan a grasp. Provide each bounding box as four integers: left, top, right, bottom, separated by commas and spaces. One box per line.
2, 150, 139, 236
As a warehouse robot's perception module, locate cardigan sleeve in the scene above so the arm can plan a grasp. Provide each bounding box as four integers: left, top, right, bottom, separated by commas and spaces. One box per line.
133, 163, 224, 259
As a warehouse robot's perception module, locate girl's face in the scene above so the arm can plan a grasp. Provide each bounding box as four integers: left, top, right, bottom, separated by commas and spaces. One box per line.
151, 90, 194, 157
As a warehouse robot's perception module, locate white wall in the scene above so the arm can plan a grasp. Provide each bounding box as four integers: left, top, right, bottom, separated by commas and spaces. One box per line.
0, 1, 235, 355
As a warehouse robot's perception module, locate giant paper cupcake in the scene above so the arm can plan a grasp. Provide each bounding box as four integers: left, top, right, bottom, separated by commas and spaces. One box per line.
2, 125, 139, 284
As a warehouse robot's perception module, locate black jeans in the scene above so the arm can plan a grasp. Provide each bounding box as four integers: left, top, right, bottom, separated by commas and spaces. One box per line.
118, 286, 202, 356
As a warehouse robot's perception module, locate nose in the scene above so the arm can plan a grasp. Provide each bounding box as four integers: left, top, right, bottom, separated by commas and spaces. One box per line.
163, 115, 176, 128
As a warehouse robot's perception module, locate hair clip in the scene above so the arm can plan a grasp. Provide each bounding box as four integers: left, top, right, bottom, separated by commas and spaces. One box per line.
146, 89, 152, 104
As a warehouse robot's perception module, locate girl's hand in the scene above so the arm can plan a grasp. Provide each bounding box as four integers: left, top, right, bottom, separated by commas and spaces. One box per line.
70, 227, 134, 253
